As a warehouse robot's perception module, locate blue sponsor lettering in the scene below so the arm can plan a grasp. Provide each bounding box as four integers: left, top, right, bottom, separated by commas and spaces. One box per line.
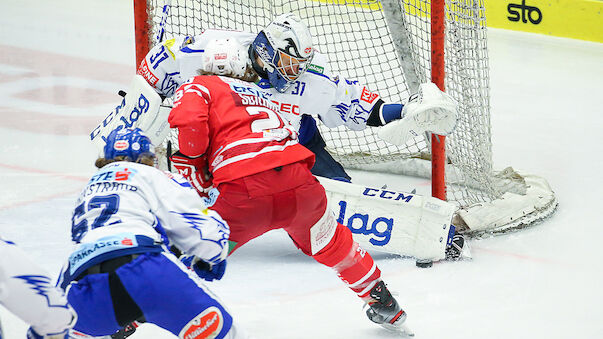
88, 165, 139, 184
90, 98, 126, 140
362, 187, 413, 203
337, 200, 393, 246
117, 94, 150, 129
91, 94, 151, 144
230, 84, 272, 100
68, 233, 138, 275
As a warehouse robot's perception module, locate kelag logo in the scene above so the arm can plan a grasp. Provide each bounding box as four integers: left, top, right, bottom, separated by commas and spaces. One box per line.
330, 186, 414, 247
89, 93, 151, 142
336, 201, 393, 246
508, 0, 542, 24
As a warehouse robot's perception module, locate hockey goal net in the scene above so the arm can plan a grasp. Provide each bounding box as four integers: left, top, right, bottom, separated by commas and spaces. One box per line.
134, 0, 557, 235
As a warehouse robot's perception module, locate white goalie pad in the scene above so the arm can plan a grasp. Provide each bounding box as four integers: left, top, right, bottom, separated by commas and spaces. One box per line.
317, 177, 458, 262
89, 75, 169, 149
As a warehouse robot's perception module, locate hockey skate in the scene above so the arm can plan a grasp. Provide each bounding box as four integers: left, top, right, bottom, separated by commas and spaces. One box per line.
363, 281, 414, 336
445, 227, 471, 261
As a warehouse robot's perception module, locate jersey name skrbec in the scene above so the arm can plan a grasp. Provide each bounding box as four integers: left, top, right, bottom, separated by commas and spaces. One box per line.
169, 75, 315, 185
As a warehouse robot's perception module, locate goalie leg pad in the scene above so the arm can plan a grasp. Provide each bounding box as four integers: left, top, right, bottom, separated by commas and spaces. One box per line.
317, 176, 457, 262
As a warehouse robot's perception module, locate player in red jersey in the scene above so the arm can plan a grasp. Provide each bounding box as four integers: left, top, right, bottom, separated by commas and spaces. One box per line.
166, 39, 409, 332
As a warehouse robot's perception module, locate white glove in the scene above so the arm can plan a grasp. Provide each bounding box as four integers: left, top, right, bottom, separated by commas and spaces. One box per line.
378, 82, 458, 145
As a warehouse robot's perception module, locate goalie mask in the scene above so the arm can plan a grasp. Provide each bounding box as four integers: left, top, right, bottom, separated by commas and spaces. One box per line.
202, 38, 249, 78
104, 127, 154, 162
251, 13, 314, 92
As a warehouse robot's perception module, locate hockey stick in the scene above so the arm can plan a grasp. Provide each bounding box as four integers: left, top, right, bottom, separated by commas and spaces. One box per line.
154, 0, 172, 44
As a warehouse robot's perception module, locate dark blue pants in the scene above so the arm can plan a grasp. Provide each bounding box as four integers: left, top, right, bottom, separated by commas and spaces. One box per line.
299, 115, 351, 182
66, 252, 233, 338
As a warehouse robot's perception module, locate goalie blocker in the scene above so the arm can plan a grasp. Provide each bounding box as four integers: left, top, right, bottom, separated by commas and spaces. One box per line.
89, 75, 171, 149
317, 177, 460, 263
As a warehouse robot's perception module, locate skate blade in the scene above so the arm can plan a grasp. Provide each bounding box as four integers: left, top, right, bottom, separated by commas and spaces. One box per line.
381, 322, 415, 337
461, 239, 472, 260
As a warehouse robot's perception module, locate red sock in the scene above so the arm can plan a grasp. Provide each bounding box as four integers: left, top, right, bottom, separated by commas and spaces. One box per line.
313, 224, 382, 299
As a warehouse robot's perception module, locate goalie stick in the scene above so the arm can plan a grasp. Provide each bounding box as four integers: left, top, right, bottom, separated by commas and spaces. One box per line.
154, 1, 172, 44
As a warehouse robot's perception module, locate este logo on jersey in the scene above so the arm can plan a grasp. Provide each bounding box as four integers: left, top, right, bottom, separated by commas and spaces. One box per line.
179, 307, 224, 339
115, 168, 133, 181
89, 165, 138, 183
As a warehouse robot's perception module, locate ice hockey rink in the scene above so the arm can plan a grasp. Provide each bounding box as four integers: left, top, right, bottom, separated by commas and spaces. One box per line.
1, 0, 602, 338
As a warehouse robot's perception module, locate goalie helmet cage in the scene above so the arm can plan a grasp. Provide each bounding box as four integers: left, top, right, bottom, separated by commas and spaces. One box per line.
133, 0, 557, 235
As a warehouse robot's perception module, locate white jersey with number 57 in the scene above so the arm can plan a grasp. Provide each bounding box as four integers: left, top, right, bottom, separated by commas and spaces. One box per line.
68, 162, 230, 275
138, 29, 382, 132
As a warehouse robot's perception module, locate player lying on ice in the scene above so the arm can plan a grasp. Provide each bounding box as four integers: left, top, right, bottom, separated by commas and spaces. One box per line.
53, 128, 250, 339
89, 12, 468, 265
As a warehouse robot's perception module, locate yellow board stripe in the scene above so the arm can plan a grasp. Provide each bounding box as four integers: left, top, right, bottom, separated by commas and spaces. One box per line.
485, 0, 603, 43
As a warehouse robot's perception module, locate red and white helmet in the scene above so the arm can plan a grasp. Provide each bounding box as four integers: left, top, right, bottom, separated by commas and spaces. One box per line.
202, 38, 249, 78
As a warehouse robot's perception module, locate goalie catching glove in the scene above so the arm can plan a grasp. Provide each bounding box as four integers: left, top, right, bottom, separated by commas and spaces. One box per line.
378, 82, 459, 145
170, 151, 213, 197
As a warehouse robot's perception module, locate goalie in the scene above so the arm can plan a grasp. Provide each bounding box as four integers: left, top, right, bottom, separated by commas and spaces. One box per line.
91, 13, 458, 184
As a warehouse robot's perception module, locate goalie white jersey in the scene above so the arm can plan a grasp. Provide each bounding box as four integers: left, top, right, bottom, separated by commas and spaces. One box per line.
0, 236, 76, 336
138, 29, 381, 132
62, 161, 229, 284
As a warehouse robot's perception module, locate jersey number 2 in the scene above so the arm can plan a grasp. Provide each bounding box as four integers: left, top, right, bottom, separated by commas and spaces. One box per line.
246, 106, 284, 132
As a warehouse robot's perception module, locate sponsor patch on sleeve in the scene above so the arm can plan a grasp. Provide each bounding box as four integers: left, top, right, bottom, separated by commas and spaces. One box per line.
360, 87, 379, 104
307, 64, 324, 74
137, 59, 160, 86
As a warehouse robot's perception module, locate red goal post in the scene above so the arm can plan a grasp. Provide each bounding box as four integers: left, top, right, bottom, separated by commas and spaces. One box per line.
430, 0, 445, 201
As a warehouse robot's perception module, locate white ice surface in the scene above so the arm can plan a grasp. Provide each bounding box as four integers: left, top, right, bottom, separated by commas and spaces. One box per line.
1, 1, 602, 338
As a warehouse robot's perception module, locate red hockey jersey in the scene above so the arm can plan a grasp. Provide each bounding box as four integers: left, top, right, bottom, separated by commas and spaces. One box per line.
168, 75, 315, 185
